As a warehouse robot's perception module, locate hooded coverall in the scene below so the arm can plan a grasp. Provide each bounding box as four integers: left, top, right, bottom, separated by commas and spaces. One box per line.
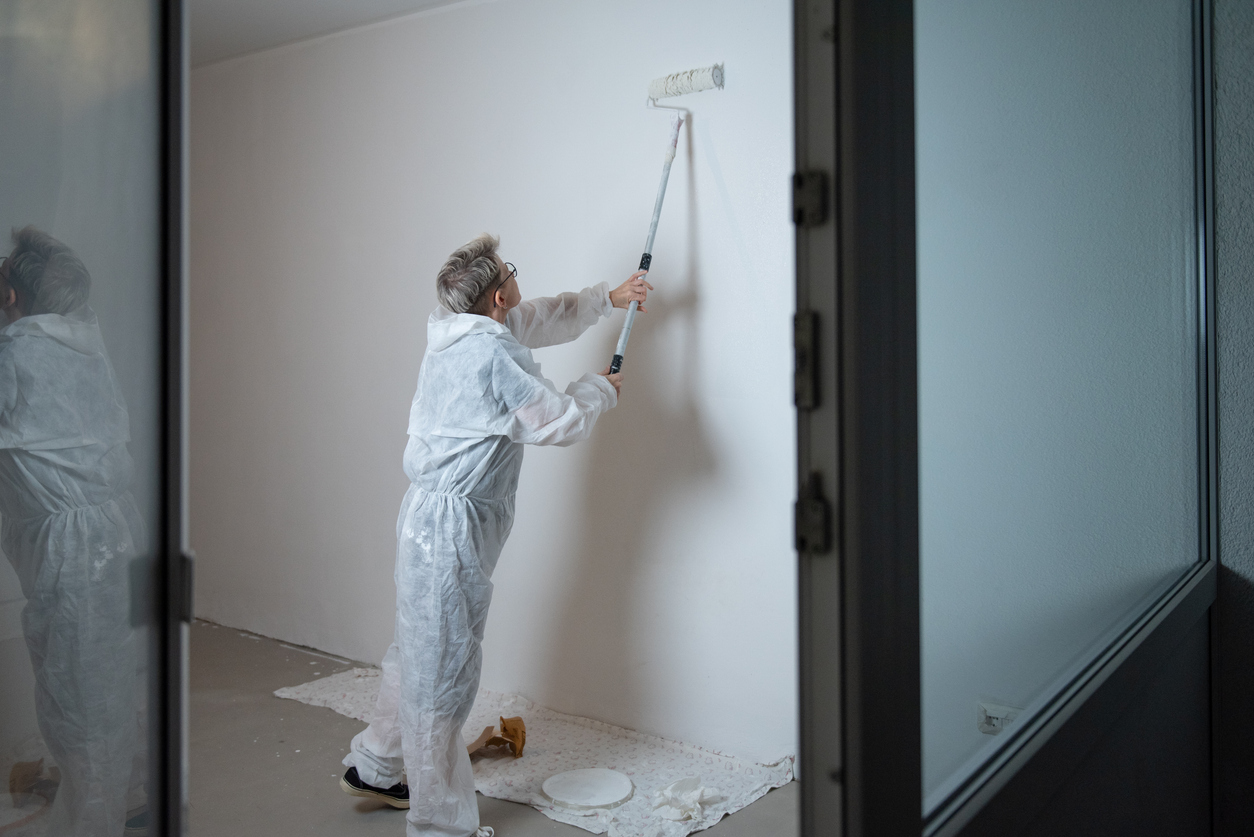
0, 309, 147, 837
345, 282, 618, 836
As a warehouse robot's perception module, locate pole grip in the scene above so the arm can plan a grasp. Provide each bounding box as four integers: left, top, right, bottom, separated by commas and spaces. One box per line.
612, 111, 684, 379
609, 252, 651, 372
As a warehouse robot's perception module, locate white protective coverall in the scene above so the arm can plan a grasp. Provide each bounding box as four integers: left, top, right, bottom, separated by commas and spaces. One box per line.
346, 282, 618, 837
0, 309, 147, 837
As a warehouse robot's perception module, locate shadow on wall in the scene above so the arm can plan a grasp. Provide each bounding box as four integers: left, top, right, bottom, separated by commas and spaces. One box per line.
541, 120, 717, 725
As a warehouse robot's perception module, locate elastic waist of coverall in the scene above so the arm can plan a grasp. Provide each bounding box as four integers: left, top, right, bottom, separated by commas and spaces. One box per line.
2, 495, 128, 525
411, 483, 516, 504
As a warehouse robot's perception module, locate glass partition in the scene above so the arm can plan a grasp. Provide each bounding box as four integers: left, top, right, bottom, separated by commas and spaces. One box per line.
0, 1, 166, 834
916, 0, 1202, 805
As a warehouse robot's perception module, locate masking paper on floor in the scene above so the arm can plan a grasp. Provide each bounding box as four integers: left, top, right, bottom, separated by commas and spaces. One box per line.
275, 668, 793, 836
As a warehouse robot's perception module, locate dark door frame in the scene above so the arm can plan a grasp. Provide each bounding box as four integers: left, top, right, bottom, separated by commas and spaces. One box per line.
795, 1, 920, 835
794, 1, 1218, 835
156, 1, 190, 834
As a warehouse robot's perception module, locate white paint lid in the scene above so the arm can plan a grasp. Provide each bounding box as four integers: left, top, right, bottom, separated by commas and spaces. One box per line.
541, 768, 634, 811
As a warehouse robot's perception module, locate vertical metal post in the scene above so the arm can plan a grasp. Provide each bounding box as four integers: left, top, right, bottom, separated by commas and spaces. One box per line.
796, 0, 920, 834
156, 0, 189, 833
831, 1, 920, 835
794, 0, 844, 833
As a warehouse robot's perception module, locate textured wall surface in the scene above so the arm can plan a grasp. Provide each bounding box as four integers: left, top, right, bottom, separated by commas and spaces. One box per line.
1215, 1, 1254, 832
189, 0, 797, 763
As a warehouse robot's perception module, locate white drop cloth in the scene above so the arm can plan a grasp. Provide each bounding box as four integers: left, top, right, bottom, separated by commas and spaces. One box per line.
275, 669, 793, 837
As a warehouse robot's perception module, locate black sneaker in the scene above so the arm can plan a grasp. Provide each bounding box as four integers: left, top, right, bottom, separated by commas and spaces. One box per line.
340, 766, 410, 809
123, 808, 148, 836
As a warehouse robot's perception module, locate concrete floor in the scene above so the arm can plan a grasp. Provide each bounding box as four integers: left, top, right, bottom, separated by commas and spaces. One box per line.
189, 620, 798, 836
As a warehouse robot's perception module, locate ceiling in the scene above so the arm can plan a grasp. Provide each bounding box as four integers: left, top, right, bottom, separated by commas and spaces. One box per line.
189, 0, 464, 67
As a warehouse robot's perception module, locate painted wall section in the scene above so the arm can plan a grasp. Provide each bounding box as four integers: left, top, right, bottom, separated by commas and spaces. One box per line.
189, 0, 796, 763
1214, 1, 1254, 833
917, 0, 1200, 797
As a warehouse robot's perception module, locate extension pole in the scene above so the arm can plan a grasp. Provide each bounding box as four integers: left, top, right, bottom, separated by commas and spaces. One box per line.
609, 111, 684, 375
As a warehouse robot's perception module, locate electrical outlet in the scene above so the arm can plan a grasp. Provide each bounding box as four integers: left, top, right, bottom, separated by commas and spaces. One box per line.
977, 701, 1022, 735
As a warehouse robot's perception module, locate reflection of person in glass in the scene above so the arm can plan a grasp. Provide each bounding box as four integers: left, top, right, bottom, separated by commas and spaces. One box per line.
0, 227, 147, 836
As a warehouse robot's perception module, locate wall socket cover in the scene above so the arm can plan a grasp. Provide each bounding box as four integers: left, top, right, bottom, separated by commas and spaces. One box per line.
977, 701, 1023, 735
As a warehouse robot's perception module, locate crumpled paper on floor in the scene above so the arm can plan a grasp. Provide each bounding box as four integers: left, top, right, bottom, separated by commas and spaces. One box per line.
652, 777, 722, 821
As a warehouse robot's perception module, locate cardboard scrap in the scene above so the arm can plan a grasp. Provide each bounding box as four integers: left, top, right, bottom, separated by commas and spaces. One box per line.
8, 759, 59, 801
466, 726, 495, 754
467, 715, 526, 758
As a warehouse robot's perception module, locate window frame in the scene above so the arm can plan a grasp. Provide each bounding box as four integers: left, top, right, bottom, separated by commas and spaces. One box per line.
154, 1, 190, 834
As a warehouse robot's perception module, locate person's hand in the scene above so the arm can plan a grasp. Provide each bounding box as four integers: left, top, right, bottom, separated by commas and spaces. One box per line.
610, 271, 654, 312
598, 366, 623, 398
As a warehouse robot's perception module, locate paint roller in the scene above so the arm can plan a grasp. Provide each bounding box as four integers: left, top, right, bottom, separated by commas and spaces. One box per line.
608, 64, 724, 375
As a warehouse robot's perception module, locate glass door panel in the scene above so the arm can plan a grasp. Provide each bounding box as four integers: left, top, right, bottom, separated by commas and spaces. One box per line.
0, 1, 170, 834
916, 0, 1201, 805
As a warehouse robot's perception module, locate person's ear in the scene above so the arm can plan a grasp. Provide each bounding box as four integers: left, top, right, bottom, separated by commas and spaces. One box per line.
494, 286, 507, 309
0, 285, 14, 310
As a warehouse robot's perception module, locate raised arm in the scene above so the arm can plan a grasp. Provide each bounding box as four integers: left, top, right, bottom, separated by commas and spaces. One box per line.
505, 271, 653, 350
506, 282, 613, 350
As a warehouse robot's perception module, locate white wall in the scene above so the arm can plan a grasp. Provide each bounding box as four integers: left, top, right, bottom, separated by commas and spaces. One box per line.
190, 0, 796, 763
917, 0, 1198, 798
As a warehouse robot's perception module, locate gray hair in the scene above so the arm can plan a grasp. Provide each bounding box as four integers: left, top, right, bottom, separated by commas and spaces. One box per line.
436, 233, 501, 315
6, 226, 90, 316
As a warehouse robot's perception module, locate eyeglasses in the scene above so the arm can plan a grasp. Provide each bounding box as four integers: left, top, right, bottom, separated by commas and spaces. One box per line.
492, 262, 517, 307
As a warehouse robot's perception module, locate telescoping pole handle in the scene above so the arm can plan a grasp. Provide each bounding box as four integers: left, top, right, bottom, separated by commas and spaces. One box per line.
609, 252, 652, 374
610, 112, 682, 374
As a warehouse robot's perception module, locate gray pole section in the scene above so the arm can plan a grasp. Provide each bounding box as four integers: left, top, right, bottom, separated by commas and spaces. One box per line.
610, 112, 684, 373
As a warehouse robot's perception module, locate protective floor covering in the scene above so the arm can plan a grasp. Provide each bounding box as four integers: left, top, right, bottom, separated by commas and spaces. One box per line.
275, 669, 794, 837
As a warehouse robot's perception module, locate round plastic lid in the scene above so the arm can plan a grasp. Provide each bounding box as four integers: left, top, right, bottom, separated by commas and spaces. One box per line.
541, 768, 634, 811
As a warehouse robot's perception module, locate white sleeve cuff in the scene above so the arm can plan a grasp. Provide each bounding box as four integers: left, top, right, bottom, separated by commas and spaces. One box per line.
596, 281, 614, 318
578, 371, 618, 409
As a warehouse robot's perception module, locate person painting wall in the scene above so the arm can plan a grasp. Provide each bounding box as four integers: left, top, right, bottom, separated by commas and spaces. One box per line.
0, 227, 148, 836
339, 233, 651, 837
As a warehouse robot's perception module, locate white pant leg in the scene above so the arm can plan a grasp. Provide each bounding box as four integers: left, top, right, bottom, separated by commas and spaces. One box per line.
127, 622, 150, 812
21, 513, 140, 837
345, 640, 405, 787
398, 494, 501, 837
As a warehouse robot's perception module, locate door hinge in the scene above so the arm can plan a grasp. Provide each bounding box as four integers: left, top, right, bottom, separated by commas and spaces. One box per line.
795, 472, 832, 554
173, 551, 195, 623
794, 310, 819, 409
792, 170, 830, 228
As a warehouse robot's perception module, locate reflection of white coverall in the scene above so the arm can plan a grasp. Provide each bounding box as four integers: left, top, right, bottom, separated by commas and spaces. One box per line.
346, 283, 618, 836
0, 310, 147, 837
